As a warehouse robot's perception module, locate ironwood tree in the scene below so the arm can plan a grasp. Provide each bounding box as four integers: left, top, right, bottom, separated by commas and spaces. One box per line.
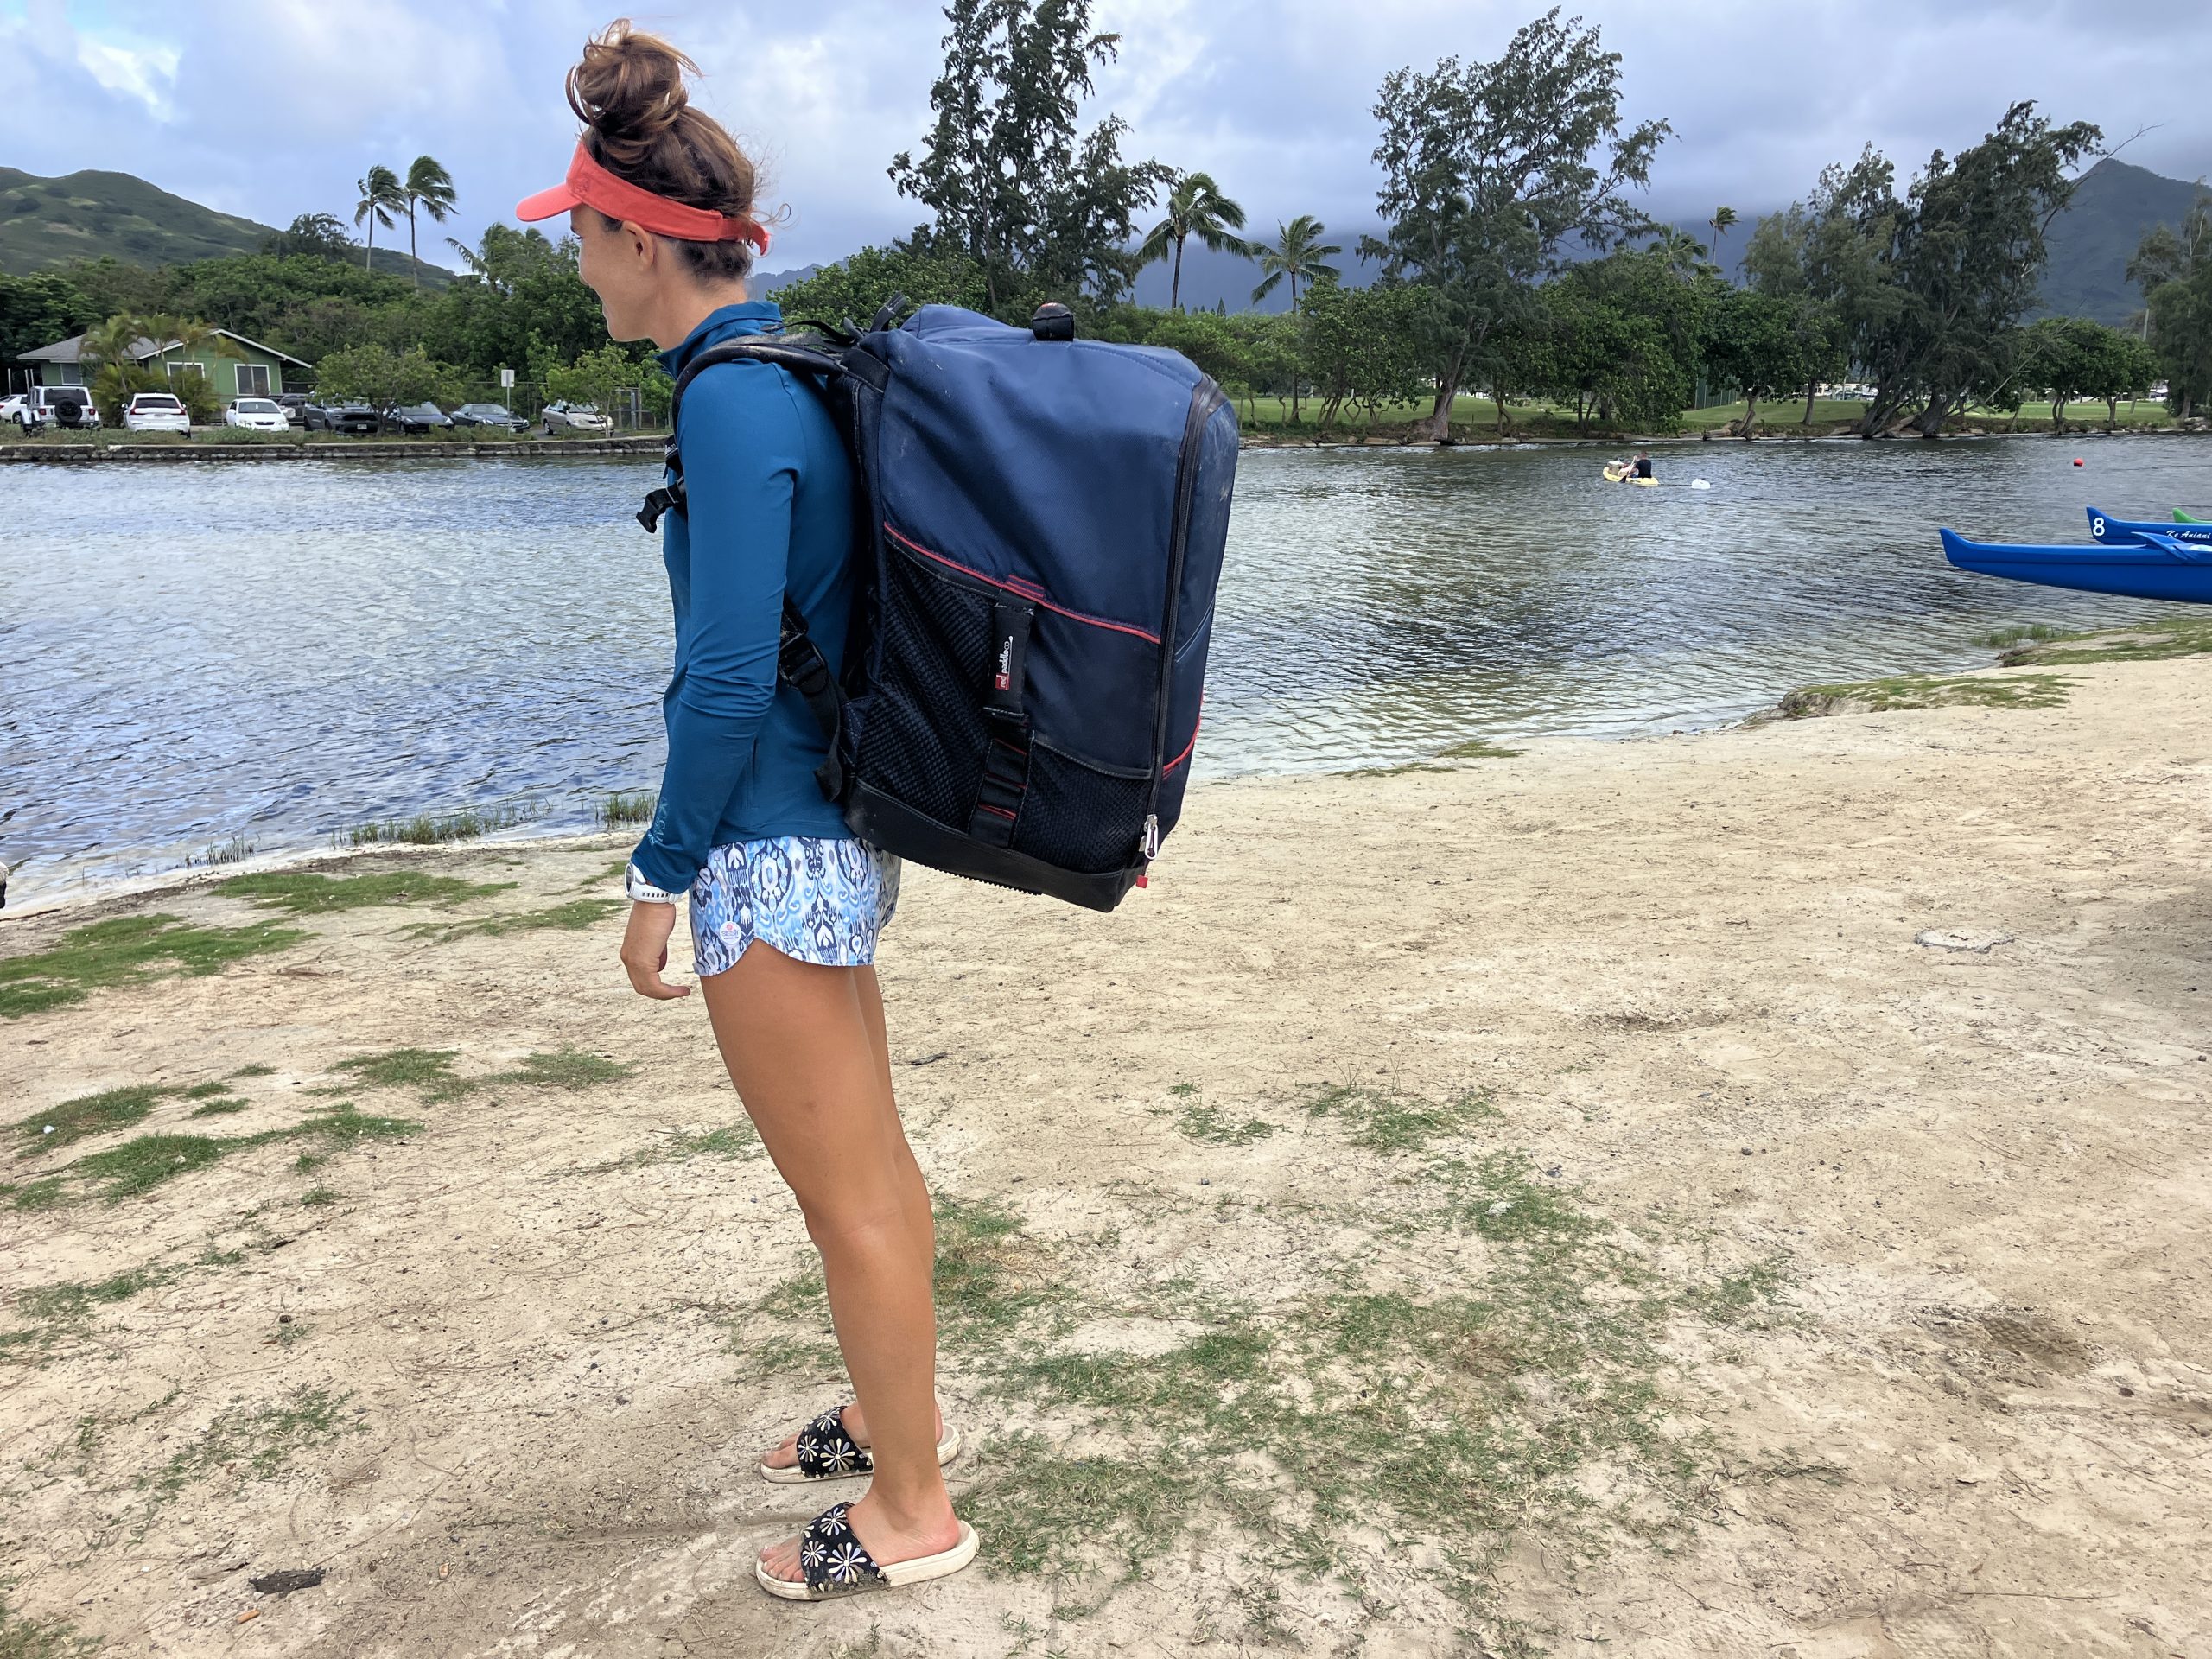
889, 0, 1172, 315
1363, 7, 1669, 442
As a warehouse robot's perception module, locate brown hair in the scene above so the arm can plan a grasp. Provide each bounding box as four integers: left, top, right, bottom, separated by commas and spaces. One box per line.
566, 19, 760, 281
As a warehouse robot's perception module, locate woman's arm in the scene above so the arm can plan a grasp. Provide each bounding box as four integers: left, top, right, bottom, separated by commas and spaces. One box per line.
629, 365, 808, 894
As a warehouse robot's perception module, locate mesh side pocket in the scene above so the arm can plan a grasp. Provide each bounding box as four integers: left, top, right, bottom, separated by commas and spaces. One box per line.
1014, 745, 1147, 874
853, 550, 993, 830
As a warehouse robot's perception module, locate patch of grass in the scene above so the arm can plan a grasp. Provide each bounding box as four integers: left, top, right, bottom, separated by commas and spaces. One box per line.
1175, 1099, 1277, 1147
17, 1266, 170, 1324
1677, 1255, 1796, 1329
183, 833, 255, 868
71, 1134, 228, 1199
150, 1387, 353, 1503
598, 790, 657, 829
16, 1100, 417, 1211
1440, 738, 1525, 760
300, 1188, 339, 1207
10, 1179, 65, 1212
332, 1047, 472, 1102
12, 1084, 164, 1157
1974, 622, 2065, 650
0, 1591, 100, 1658
930, 1087, 1787, 1640
934, 1195, 1058, 1339
187, 1100, 248, 1118
1994, 613, 2212, 667
1777, 672, 2071, 719
405, 897, 625, 941
0, 912, 308, 1019
589, 1119, 760, 1173
493, 1047, 634, 1089
181, 1082, 232, 1100
289, 1103, 422, 1148
231, 1064, 276, 1078
1303, 1084, 1498, 1154
339, 801, 547, 848
219, 870, 515, 913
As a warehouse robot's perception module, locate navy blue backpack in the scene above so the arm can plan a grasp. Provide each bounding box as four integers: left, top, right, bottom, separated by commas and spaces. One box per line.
641, 301, 1238, 912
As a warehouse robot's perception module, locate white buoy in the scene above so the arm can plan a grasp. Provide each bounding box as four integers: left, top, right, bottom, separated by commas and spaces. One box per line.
1690, 478, 1712, 490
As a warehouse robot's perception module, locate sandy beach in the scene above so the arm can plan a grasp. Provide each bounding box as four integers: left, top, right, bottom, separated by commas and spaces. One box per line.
4, 651, 2209, 1657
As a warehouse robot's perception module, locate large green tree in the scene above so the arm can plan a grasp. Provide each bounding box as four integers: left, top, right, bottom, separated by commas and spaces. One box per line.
1300, 279, 1437, 432
0, 271, 98, 362
2130, 194, 2212, 416
1137, 171, 1249, 311
768, 243, 993, 328
1701, 286, 1808, 432
1364, 8, 1669, 442
1847, 105, 2101, 436
888, 0, 1173, 314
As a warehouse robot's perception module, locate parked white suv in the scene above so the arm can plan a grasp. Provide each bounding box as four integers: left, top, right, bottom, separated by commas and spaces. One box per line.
0, 392, 41, 429
18, 385, 99, 429
225, 397, 289, 432
124, 391, 193, 434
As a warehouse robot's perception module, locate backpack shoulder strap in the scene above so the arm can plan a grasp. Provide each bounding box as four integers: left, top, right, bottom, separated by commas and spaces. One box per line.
638, 334, 852, 800
637, 337, 846, 531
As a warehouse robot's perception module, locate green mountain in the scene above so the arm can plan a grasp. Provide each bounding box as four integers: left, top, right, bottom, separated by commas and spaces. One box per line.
2038, 156, 2206, 325
0, 167, 449, 286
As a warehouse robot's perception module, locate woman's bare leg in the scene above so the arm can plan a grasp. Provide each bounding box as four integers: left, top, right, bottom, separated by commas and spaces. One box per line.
758, 963, 942, 1467
700, 946, 957, 1578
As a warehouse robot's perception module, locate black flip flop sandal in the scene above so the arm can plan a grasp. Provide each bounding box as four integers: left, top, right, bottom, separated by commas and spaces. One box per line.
760, 1405, 963, 1484
755, 1501, 979, 1600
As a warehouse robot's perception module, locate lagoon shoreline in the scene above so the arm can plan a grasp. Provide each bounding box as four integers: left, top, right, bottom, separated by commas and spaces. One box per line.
3, 652, 2208, 1654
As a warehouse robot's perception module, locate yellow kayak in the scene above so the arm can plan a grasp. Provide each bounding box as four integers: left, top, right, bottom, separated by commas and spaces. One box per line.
1603, 463, 1656, 486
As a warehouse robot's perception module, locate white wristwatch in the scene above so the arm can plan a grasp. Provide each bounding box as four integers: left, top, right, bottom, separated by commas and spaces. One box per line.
624, 862, 682, 905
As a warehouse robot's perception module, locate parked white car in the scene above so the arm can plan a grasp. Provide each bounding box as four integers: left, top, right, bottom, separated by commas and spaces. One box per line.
124, 391, 193, 434
0, 392, 42, 429
18, 385, 99, 429
225, 397, 289, 432
542, 401, 612, 435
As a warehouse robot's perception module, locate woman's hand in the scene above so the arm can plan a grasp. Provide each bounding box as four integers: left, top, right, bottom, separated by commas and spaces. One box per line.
620, 900, 692, 1001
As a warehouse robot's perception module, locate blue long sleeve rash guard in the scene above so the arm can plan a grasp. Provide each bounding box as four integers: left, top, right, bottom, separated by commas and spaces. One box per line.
630, 302, 857, 893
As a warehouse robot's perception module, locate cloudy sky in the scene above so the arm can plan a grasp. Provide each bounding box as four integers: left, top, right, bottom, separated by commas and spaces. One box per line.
4, 0, 2209, 273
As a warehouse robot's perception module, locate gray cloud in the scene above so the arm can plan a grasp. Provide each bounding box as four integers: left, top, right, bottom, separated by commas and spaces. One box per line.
3, 0, 2208, 272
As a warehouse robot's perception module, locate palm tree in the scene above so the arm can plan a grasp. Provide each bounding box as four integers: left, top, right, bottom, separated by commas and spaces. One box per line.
1249, 215, 1343, 315
354, 165, 404, 274
403, 156, 458, 289
1708, 205, 1739, 273
1137, 172, 1249, 311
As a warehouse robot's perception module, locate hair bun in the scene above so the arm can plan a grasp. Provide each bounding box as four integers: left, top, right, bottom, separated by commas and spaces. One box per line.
567, 19, 695, 162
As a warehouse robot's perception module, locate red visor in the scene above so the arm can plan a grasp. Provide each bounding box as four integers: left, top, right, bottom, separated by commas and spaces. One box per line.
516, 141, 769, 252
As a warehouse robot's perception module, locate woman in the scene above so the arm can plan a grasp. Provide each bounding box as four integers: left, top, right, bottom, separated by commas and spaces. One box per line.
515, 20, 975, 1600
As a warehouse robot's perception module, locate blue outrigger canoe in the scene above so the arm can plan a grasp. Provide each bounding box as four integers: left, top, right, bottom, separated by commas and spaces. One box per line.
2085, 505, 2212, 547
1939, 526, 2212, 603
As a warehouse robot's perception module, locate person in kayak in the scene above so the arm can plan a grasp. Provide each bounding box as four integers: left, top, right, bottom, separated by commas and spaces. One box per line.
516, 20, 974, 1602
1633, 452, 1655, 480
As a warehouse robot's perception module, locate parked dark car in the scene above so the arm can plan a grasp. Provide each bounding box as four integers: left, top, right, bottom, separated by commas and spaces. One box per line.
450, 402, 528, 431
385, 403, 454, 435
306, 400, 378, 435
276, 393, 310, 428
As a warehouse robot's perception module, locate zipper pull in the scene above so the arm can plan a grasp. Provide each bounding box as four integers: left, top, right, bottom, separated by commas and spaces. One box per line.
1141, 815, 1160, 861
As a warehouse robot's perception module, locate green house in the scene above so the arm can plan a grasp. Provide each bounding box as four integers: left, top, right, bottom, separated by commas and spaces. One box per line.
19, 327, 311, 397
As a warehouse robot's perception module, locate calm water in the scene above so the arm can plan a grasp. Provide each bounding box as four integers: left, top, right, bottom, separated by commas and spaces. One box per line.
3, 438, 2202, 906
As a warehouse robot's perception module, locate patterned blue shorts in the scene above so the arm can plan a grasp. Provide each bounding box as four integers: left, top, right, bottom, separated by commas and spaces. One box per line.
689, 836, 901, 976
